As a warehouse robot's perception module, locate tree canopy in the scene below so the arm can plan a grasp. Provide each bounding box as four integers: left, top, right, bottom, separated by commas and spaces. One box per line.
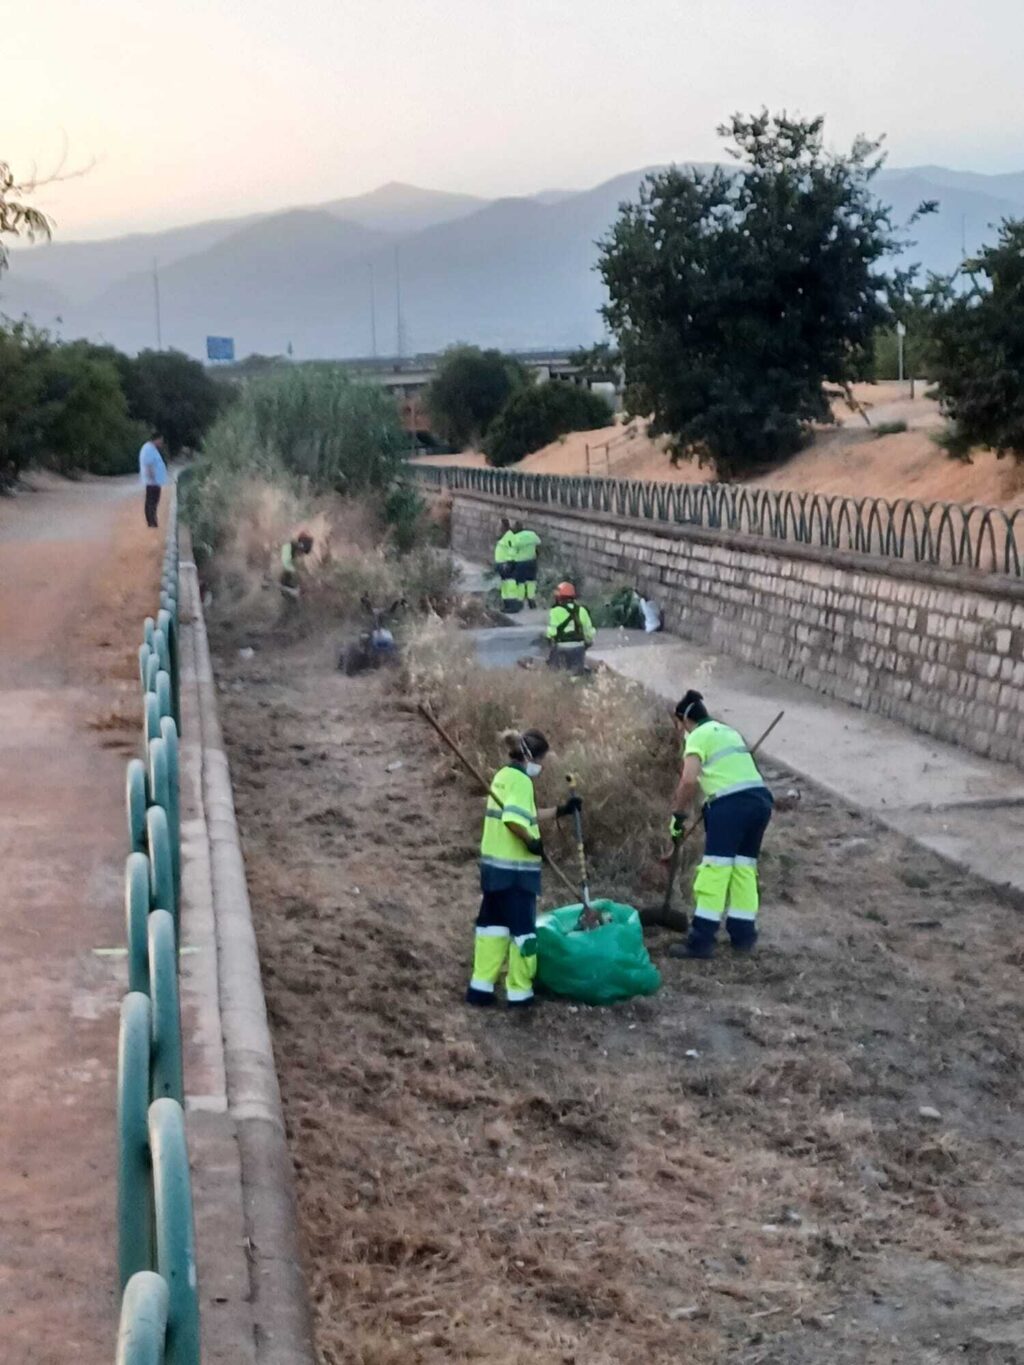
425, 345, 528, 449
599, 112, 927, 479
0, 161, 51, 276
928, 220, 1024, 461
123, 348, 222, 453
484, 382, 612, 468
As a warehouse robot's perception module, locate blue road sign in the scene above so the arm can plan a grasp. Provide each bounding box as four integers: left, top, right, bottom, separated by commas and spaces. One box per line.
206, 336, 235, 362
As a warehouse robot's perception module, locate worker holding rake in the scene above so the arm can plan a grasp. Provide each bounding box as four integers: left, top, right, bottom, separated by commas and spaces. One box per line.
466, 728, 581, 1009
668, 690, 774, 960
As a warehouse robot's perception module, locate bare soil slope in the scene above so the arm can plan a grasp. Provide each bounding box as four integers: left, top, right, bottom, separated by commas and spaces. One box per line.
417, 383, 1024, 509
214, 629, 1024, 1365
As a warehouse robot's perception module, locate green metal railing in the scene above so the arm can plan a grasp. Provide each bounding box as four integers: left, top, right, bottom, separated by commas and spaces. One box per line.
115, 492, 200, 1364
413, 462, 1024, 578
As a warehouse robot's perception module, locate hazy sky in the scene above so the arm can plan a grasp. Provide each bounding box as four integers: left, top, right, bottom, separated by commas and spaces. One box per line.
7, 0, 1024, 240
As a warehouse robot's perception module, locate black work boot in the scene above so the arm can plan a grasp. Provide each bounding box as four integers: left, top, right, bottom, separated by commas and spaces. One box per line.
726, 915, 758, 953
668, 916, 719, 960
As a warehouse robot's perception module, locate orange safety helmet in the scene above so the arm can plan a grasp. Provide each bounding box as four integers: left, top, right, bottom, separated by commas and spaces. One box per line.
554, 581, 577, 602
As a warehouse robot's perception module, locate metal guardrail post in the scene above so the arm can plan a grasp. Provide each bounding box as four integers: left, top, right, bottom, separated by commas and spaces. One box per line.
139, 644, 153, 693
144, 692, 162, 749
118, 993, 155, 1289
126, 853, 152, 995
146, 805, 176, 932
152, 628, 171, 678
145, 653, 160, 696
117, 1272, 169, 1365
149, 737, 171, 819
149, 1098, 200, 1365
155, 671, 173, 726
157, 608, 179, 729
149, 911, 183, 1104
144, 617, 156, 652
159, 717, 181, 901
127, 760, 148, 854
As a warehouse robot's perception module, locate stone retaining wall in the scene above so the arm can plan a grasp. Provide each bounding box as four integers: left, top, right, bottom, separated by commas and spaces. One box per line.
451, 490, 1024, 768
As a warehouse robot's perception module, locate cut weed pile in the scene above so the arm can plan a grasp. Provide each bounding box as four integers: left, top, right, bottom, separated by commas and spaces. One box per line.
212, 629, 1024, 1365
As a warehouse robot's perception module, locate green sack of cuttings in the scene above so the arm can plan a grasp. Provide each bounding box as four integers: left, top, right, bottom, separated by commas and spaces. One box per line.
536, 899, 661, 1006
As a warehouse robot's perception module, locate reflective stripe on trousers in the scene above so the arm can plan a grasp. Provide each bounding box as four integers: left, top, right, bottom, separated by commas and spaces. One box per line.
470, 928, 536, 1001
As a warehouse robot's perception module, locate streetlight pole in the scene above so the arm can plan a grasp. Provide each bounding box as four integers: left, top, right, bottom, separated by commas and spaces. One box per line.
152, 258, 163, 350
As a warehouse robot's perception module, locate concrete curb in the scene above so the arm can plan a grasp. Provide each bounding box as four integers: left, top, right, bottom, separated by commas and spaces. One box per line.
179, 537, 316, 1365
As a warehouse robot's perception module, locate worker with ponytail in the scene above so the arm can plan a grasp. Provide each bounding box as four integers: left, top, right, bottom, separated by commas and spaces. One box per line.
467, 728, 581, 1008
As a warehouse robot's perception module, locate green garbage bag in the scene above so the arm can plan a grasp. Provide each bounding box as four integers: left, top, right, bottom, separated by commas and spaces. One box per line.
536, 899, 661, 1006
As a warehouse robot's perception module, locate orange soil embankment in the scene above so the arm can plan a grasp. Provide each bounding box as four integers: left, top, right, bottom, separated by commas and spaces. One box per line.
417, 383, 1024, 510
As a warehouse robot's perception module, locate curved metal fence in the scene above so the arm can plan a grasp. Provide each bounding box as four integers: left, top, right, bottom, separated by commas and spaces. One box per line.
115, 492, 200, 1365
412, 462, 1024, 579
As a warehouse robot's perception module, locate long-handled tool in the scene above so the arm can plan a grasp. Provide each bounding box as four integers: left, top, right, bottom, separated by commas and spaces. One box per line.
417, 701, 581, 903
565, 774, 606, 930
642, 709, 785, 932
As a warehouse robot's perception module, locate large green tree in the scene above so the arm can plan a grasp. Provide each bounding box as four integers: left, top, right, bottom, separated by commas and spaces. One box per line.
599, 112, 928, 479
0, 321, 49, 486
928, 220, 1024, 460
123, 348, 222, 453
425, 345, 528, 448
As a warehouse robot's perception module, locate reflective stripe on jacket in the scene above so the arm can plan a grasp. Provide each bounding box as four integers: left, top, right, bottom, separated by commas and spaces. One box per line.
683, 719, 766, 803
479, 764, 541, 888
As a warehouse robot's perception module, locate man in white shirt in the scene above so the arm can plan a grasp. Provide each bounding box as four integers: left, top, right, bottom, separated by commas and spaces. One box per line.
139, 433, 169, 528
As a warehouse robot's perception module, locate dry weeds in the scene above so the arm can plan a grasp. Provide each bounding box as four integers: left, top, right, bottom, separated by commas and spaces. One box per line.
403, 619, 693, 896
211, 634, 1024, 1364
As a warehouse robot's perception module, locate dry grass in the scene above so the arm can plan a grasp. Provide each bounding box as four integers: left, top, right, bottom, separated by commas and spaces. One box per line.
214, 649, 1024, 1364
403, 619, 695, 898
201, 479, 460, 633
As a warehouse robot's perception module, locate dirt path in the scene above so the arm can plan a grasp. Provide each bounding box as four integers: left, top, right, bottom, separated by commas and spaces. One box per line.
0, 477, 161, 1364
213, 626, 1024, 1365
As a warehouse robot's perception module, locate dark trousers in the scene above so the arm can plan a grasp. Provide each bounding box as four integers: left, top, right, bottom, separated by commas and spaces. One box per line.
145, 485, 162, 528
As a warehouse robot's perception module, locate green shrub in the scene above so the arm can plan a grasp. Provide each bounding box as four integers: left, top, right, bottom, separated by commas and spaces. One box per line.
872, 420, 908, 437
384, 481, 426, 554
930, 219, 1024, 460
484, 383, 612, 467
425, 346, 529, 448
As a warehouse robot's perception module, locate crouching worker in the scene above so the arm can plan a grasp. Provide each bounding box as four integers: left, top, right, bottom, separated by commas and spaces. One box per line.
280, 531, 314, 596
467, 728, 581, 1009
668, 690, 773, 960
545, 582, 595, 674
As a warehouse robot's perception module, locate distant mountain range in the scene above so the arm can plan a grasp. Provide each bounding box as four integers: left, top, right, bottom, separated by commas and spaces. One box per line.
3, 168, 1023, 361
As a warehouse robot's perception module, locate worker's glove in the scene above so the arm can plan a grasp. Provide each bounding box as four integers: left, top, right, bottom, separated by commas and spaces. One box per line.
669, 812, 687, 840
556, 795, 583, 818
525, 836, 545, 857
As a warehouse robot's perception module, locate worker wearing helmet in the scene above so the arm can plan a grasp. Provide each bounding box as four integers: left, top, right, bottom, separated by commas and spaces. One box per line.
511, 520, 541, 608
467, 728, 581, 1009
280, 531, 314, 597
494, 517, 520, 613
545, 582, 595, 673
668, 689, 773, 960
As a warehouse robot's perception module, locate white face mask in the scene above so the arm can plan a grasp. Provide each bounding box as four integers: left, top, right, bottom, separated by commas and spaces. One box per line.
525, 761, 542, 779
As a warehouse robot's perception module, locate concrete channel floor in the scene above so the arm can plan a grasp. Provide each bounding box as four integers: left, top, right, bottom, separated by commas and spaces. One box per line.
464, 563, 1024, 901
